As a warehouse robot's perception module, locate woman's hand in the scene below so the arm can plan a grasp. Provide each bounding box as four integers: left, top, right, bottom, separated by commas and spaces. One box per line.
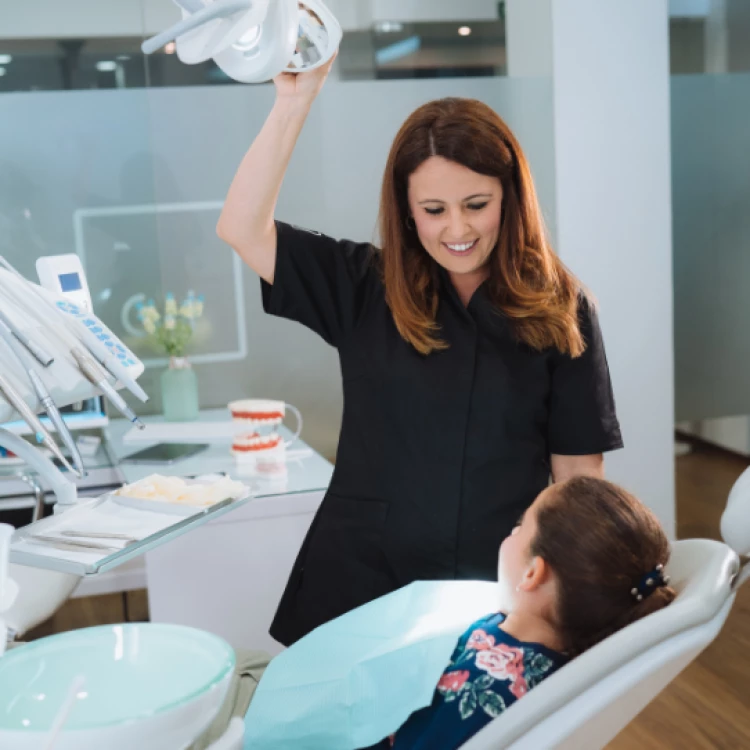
273, 51, 338, 107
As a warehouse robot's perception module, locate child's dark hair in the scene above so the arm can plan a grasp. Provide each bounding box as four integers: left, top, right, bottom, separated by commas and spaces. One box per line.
531, 476, 676, 658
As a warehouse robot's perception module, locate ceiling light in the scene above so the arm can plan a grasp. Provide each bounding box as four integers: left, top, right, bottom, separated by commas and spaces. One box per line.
458, 26, 472, 37
0, 54, 11, 64
375, 21, 404, 34
96, 61, 117, 72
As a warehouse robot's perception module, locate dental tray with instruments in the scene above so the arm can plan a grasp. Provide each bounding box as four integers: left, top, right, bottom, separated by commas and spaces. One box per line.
9, 475, 251, 576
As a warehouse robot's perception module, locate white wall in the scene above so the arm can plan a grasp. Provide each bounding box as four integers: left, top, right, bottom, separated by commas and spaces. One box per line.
548, 0, 675, 535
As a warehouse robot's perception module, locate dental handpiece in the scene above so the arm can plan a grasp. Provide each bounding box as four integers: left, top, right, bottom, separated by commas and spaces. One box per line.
71, 348, 145, 430
0, 256, 148, 405
0, 306, 54, 368
0, 319, 86, 478
28, 370, 87, 478
0, 372, 76, 475
54, 306, 150, 404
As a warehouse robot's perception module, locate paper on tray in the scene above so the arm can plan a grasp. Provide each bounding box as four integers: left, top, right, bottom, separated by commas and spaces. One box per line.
12, 499, 191, 567
243, 580, 500, 750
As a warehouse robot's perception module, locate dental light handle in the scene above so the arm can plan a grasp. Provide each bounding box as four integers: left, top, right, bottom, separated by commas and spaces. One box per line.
141, 0, 258, 55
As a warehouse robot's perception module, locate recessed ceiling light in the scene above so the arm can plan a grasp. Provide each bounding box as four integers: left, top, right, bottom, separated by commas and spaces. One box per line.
96, 61, 117, 72
458, 26, 472, 37
0, 54, 12, 64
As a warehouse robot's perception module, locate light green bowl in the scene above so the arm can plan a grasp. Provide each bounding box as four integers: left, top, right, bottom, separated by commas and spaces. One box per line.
0, 623, 236, 750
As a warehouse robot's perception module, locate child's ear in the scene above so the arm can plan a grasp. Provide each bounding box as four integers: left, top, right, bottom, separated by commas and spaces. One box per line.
522, 556, 551, 592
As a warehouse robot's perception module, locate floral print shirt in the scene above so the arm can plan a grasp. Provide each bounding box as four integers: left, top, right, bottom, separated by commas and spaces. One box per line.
390, 613, 567, 750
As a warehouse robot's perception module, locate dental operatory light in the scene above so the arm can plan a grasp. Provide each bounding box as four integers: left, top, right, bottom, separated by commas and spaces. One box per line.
141, 0, 342, 84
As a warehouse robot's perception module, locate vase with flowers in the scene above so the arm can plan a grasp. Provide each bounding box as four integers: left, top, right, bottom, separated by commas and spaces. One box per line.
137, 292, 205, 422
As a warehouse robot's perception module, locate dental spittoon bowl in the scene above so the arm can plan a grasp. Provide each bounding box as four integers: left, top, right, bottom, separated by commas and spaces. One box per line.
0, 623, 235, 750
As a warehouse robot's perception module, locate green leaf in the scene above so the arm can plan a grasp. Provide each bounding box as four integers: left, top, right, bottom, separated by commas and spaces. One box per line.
459, 689, 477, 720
474, 674, 494, 691
443, 692, 457, 703
478, 690, 506, 718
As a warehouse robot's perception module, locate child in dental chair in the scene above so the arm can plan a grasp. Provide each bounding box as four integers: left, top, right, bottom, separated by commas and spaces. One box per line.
382, 475, 677, 750
192, 476, 676, 750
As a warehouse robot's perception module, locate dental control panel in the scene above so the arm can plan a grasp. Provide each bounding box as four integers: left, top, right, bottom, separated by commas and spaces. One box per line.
53, 299, 140, 373
36, 254, 93, 312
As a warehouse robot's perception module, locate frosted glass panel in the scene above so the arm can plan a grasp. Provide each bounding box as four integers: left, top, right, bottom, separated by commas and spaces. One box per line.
0, 75, 554, 459
672, 73, 750, 420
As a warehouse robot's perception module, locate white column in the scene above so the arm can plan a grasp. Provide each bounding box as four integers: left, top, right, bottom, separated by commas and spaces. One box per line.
507, 0, 676, 534
549, 0, 676, 535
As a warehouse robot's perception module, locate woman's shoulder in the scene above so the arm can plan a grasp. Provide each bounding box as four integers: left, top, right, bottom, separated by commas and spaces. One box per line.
277, 220, 383, 282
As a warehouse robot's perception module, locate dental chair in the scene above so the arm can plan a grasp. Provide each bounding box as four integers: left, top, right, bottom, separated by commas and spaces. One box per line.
203, 468, 749, 750
459, 466, 749, 750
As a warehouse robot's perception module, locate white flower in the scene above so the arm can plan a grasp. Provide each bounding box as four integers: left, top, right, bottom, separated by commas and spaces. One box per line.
165, 294, 177, 316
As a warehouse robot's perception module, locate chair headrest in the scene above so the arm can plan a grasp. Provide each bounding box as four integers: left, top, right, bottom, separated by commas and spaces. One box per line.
721, 466, 750, 557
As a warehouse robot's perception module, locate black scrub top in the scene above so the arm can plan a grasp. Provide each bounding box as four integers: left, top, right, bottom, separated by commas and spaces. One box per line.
263, 222, 623, 647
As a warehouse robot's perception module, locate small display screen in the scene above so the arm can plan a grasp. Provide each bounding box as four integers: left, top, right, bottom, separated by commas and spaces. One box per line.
59, 272, 82, 292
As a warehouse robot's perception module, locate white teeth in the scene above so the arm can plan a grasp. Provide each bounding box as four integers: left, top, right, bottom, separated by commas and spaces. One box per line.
446, 240, 477, 252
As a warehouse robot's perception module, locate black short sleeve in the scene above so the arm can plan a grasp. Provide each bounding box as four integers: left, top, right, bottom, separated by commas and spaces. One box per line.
548, 296, 624, 456
261, 221, 377, 348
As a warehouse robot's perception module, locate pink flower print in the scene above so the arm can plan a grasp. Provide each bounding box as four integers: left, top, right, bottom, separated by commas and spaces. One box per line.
467, 629, 496, 651
475, 643, 529, 698
508, 674, 529, 700
438, 670, 470, 694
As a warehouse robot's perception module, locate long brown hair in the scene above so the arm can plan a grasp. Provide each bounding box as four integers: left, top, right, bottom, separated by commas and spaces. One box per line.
379, 97, 585, 357
532, 477, 676, 658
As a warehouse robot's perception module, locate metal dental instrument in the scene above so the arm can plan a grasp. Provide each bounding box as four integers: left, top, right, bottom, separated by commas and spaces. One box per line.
0, 318, 86, 478
71, 348, 145, 430
0, 305, 54, 368
0, 372, 75, 475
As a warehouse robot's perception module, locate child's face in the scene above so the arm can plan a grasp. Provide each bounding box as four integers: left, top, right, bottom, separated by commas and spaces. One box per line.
497, 486, 553, 608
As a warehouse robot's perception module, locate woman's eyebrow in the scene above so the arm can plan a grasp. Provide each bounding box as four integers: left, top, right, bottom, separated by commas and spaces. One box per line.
418, 193, 494, 205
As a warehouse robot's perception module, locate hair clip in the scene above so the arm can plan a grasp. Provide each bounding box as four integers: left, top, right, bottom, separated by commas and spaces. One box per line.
631, 563, 669, 602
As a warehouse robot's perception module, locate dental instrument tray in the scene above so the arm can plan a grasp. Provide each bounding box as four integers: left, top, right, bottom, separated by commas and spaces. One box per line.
9, 476, 252, 576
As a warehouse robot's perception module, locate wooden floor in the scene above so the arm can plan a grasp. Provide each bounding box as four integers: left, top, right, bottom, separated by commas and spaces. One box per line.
26, 440, 750, 748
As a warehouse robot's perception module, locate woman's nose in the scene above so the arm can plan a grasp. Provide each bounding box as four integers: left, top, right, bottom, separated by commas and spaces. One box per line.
446, 209, 470, 240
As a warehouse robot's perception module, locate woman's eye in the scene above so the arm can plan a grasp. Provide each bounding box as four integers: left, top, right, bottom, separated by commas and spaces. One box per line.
424, 207, 444, 216
467, 202, 489, 211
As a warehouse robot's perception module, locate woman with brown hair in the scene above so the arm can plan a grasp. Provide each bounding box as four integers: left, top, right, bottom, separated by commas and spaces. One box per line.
217, 59, 623, 648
